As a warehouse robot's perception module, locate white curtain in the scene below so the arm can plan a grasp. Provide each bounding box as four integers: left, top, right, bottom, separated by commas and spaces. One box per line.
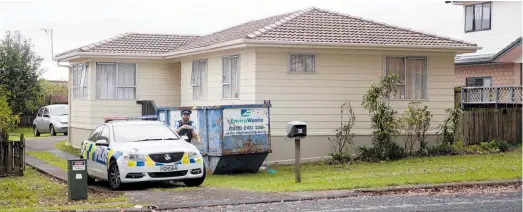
222, 57, 231, 98
96, 63, 116, 99
192, 61, 200, 99
290, 55, 314, 72
72, 64, 88, 99
230, 56, 239, 98
406, 59, 427, 99
117, 63, 136, 100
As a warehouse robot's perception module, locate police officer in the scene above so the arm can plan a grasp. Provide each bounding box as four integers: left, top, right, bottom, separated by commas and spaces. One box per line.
174, 109, 199, 143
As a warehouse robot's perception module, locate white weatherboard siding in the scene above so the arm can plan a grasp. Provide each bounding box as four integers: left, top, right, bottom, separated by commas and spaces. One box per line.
68, 59, 182, 147
460, 1, 522, 54
179, 48, 256, 106
253, 48, 456, 162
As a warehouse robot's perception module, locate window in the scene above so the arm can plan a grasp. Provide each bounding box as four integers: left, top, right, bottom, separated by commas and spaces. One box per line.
222, 55, 240, 99
96, 63, 137, 100
191, 60, 207, 99
72, 63, 88, 99
385, 57, 428, 100
37, 108, 44, 117
113, 123, 181, 143
465, 2, 491, 32
289, 54, 315, 72
88, 125, 104, 142
466, 77, 492, 87
43, 108, 50, 117
99, 126, 111, 143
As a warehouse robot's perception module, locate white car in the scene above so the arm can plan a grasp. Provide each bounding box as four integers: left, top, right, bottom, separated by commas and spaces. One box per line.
32, 104, 68, 136
79, 117, 205, 190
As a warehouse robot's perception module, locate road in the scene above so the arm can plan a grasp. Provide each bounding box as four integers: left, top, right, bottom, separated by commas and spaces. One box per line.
169, 191, 521, 212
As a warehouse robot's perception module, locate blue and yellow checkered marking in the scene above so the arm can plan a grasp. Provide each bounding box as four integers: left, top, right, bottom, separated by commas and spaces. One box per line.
127, 153, 202, 167
81, 142, 123, 167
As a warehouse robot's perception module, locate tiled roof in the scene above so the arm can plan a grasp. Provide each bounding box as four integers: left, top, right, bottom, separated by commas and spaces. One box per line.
174, 7, 477, 51
55, 33, 199, 57
56, 7, 477, 59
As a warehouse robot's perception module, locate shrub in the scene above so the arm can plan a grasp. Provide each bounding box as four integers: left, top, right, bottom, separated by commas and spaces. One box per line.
358, 74, 405, 162
400, 101, 433, 156
436, 108, 463, 145
427, 139, 518, 156
328, 100, 356, 164
0, 94, 19, 135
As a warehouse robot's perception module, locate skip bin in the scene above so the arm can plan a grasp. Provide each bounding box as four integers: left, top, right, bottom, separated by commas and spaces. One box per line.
156, 104, 272, 174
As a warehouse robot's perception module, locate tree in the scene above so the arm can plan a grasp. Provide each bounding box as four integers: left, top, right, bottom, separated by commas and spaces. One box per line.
37, 79, 68, 105
0, 30, 45, 115
0, 87, 18, 134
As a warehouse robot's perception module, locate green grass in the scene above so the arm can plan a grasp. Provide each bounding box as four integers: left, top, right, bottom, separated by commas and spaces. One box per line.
55, 140, 82, 157
33, 144, 523, 193
8, 126, 50, 140
203, 148, 523, 192
0, 168, 134, 212
27, 152, 68, 170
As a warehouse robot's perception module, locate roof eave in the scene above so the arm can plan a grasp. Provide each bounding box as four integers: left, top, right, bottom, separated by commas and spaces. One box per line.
55, 52, 166, 61
164, 39, 247, 59
243, 40, 480, 53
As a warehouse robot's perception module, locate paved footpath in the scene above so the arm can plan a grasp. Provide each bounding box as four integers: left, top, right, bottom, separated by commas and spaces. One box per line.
23, 136, 523, 211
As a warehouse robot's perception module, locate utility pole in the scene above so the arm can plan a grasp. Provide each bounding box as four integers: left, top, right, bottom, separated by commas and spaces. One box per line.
39, 28, 54, 60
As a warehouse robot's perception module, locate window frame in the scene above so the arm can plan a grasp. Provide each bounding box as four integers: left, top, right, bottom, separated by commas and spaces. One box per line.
288, 53, 316, 73
464, 2, 492, 33
95, 62, 138, 100
383, 56, 429, 101
191, 59, 208, 100
72, 62, 88, 100
222, 55, 241, 99
465, 76, 492, 87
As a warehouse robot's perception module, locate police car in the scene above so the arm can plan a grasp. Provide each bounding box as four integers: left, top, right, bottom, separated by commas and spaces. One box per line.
79, 115, 205, 190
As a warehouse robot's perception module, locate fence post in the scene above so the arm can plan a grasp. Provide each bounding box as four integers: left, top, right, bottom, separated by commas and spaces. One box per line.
21, 134, 25, 175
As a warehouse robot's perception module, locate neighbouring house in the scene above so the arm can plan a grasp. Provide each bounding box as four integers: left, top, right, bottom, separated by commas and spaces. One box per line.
55, 7, 479, 164
447, 1, 521, 87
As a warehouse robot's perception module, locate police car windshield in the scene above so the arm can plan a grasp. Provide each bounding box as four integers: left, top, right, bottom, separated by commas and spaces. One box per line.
113, 123, 181, 143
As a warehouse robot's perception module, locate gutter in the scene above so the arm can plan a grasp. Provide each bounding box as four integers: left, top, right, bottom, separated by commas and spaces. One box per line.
57, 39, 481, 61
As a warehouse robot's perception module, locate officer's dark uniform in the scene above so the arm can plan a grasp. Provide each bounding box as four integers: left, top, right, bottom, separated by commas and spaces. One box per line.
177, 110, 194, 143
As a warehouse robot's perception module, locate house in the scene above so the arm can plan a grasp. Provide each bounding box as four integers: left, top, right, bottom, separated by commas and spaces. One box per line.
447, 1, 522, 88
55, 7, 479, 164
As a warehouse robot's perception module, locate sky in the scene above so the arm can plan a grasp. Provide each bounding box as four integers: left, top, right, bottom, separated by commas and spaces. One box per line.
0, 0, 466, 81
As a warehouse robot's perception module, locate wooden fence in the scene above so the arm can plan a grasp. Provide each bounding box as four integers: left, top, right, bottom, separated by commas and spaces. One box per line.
0, 133, 25, 177
462, 108, 522, 145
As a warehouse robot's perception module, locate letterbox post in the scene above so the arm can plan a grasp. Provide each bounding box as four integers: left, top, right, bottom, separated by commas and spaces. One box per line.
67, 159, 88, 201
287, 121, 306, 184
295, 138, 301, 183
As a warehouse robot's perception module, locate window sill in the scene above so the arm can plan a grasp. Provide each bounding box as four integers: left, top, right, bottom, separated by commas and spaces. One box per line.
388, 99, 429, 102
222, 98, 240, 100
465, 28, 491, 33
287, 71, 317, 74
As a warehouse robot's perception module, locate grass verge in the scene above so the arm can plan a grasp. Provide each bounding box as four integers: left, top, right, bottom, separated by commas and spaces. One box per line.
55, 140, 82, 157
8, 126, 50, 140
203, 148, 522, 192
41, 143, 522, 193
27, 151, 68, 170
0, 167, 134, 212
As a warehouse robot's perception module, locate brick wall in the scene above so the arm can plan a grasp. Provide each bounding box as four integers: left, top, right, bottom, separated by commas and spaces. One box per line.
455, 63, 520, 87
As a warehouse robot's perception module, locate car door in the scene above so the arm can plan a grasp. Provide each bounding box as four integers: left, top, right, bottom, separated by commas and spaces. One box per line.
34, 108, 44, 130
40, 107, 51, 132
92, 125, 111, 179
84, 125, 104, 178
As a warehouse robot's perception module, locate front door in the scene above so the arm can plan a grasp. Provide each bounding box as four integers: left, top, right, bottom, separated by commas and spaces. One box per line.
91, 125, 111, 180
84, 125, 104, 178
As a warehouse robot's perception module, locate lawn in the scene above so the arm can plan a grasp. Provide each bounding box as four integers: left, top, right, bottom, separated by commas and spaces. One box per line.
8, 126, 49, 140
55, 140, 82, 156
32, 145, 522, 193
0, 167, 134, 212
203, 148, 522, 192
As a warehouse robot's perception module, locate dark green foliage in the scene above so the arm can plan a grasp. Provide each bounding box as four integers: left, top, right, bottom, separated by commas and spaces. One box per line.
358, 74, 405, 162
0, 30, 44, 114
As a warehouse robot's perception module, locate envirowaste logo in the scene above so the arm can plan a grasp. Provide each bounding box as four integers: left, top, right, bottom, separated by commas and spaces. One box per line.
240, 109, 252, 117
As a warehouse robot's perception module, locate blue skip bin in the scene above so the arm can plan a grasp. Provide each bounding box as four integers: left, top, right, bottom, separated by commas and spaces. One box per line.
156, 104, 272, 174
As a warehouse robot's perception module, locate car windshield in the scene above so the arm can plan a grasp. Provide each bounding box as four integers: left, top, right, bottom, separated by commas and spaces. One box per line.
50, 106, 68, 116
113, 123, 181, 143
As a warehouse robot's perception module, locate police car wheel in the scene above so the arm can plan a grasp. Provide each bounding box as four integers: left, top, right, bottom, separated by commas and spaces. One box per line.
183, 165, 206, 187
108, 160, 122, 190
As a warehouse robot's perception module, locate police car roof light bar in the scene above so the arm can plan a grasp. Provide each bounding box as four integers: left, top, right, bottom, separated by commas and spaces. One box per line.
103, 115, 158, 123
